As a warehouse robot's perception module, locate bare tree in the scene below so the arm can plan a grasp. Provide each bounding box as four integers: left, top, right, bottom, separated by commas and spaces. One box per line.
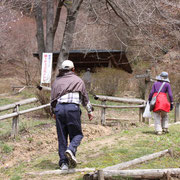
33, 0, 83, 73
89, 0, 180, 66
1, 0, 180, 72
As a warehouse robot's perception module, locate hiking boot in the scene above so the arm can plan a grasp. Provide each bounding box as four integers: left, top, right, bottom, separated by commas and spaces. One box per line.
65, 149, 77, 168
163, 128, 169, 133
60, 163, 69, 170
156, 131, 162, 135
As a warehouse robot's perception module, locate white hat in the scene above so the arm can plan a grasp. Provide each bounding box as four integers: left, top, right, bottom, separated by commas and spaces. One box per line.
156, 71, 170, 82
60, 60, 74, 70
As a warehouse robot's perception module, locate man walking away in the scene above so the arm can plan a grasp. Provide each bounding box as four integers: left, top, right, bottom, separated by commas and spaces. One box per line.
51, 60, 94, 170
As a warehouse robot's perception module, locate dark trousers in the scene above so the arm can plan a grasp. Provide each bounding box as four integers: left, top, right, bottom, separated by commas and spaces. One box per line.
55, 103, 83, 166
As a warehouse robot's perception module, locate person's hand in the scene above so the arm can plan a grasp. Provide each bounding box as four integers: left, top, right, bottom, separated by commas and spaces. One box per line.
170, 103, 173, 111
52, 114, 56, 120
88, 112, 94, 121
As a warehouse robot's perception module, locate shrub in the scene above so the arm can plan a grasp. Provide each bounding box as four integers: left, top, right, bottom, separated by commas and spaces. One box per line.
91, 68, 129, 96
35, 89, 51, 117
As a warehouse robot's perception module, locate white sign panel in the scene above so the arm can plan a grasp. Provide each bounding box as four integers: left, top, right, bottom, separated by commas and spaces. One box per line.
41, 53, 53, 84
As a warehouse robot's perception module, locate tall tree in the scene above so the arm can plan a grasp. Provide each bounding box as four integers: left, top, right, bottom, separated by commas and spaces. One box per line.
34, 0, 83, 72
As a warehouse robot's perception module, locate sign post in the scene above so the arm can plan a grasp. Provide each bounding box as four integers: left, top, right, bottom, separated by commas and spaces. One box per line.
41, 53, 53, 85
135, 69, 152, 124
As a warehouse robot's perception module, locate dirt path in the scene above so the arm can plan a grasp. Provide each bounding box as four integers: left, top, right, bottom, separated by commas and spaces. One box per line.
0, 124, 114, 169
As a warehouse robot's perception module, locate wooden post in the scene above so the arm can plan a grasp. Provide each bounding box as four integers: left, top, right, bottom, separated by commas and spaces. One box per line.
144, 69, 151, 124
98, 170, 104, 180
144, 69, 151, 101
175, 103, 180, 122
139, 107, 145, 122
101, 100, 106, 125
11, 105, 19, 138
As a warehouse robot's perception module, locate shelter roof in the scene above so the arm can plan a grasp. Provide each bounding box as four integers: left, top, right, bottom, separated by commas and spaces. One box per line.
33, 49, 132, 73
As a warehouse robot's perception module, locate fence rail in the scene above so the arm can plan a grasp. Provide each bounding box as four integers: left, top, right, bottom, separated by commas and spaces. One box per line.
93, 95, 146, 125
0, 98, 49, 137
0, 97, 38, 112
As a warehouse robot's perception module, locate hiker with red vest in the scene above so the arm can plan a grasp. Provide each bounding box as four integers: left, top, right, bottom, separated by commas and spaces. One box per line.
148, 72, 173, 135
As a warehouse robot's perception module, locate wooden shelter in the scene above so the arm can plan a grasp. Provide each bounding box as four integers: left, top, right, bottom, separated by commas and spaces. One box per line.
33, 49, 132, 73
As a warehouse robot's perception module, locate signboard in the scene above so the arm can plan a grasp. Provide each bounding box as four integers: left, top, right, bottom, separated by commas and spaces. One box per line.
135, 74, 149, 79
41, 53, 53, 84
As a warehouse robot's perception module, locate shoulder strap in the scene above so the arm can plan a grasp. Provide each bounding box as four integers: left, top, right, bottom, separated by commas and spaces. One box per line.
157, 82, 166, 96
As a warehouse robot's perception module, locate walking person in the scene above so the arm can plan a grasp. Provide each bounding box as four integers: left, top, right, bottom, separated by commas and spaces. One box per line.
82, 68, 92, 92
148, 72, 173, 135
51, 60, 94, 170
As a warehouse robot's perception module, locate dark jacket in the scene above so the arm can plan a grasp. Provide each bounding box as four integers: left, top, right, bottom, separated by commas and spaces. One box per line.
51, 71, 89, 108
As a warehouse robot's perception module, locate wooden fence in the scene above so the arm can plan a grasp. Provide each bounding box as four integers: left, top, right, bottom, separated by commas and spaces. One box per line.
0, 96, 179, 137
0, 98, 49, 137
92, 95, 180, 125
92, 95, 146, 125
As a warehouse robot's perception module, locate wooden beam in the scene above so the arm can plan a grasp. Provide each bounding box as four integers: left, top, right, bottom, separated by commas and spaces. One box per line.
92, 104, 145, 109
27, 168, 95, 176
102, 168, 180, 179
84, 149, 171, 179
94, 95, 145, 104
103, 149, 170, 171
0, 98, 38, 112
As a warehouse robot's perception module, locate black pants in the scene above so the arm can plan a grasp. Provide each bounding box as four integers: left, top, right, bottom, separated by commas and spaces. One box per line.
55, 103, 83, 166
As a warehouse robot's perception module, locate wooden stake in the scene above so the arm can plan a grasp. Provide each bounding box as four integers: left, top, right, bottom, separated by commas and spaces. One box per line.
98, 170, 104, 180
11, 105, 19, 138
101, 101, 106, 125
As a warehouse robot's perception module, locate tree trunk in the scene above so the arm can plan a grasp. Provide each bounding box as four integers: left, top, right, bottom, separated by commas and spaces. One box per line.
34, 2, 45, 64
57, 0, 83, 70
46, 0, 54, 52
52, 0, 64, 38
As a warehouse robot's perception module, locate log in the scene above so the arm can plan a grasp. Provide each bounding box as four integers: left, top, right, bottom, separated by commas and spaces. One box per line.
106, 118, 130, 121
103, 149, 170, 171
102, 168, 180, 179
0, 104, 50, 121
18, 86, 26, 93
91, 104, 145, 109
0, 93, 10, 97
94, 95, 146, 104
27, 168, 95, 176
0, 98, 38, 112
84, 149, 171, 179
